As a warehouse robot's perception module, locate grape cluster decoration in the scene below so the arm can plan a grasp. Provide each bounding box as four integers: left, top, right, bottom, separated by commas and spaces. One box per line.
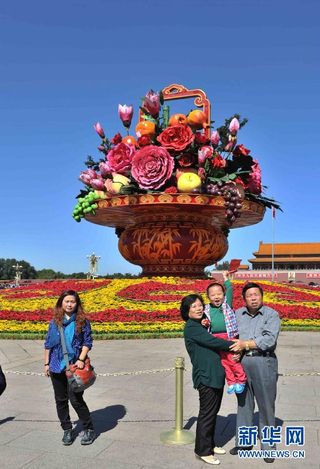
206, 181, 243, 226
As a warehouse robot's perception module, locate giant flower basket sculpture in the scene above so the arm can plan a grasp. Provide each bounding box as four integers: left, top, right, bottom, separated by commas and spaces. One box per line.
74, 84, 278, 277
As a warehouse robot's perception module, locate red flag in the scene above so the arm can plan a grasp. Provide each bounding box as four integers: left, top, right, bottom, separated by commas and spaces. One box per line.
229, 259, 242, 274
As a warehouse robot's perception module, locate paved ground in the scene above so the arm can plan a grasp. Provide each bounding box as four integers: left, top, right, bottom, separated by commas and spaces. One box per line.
0, 332, 319, 469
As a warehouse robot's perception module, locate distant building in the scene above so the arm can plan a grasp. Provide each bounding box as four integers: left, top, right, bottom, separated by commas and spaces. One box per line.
249, 242, 320, 270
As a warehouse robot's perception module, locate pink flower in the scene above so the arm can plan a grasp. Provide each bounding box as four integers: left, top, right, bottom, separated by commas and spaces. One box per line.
245, 159, 262, 194
210, 130, 220, 146
79, 169, 98, 185
106, 142, 135, 175
229, 117, 240, 135
198, 146, 213, 165
131, 145, 174, 190
118, 105, 134, 128
99, 161, 112, 177
94, 122, 105, 139
142, 89, 161, 118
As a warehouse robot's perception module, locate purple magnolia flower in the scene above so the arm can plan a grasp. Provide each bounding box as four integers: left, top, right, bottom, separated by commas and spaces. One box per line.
99, 161, 112, 177
210, 130, 220, 146
118, 104, 134, 128
79, 169, 98, 185
229, 117, 240, 135
94, 122, 105, 139
90, 178, 105, 191
142, 89, 161, 118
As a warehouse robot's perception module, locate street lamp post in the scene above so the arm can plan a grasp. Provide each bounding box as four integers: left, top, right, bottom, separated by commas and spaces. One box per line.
13, 263, 23, 287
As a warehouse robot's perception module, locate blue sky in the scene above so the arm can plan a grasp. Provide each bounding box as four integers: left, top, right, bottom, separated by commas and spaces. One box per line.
1, 0, 319, 274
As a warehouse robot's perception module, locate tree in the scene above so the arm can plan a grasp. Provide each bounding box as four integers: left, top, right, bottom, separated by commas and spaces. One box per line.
214, 261, 230, 271
36, 269, 60, 279
0, 258, 37, 280
65, 272, 87, 279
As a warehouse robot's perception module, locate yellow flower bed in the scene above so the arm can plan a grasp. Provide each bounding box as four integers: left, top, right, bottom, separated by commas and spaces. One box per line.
0, 320, 184, 334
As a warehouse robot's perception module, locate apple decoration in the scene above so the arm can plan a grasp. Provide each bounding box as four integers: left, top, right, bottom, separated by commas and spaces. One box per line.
177, 172, 202, 193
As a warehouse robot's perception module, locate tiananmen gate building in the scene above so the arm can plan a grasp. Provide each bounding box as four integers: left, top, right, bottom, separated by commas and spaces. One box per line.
249, 242, 320, 270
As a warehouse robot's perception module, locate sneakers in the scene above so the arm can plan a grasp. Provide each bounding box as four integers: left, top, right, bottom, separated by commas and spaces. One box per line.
81, 429, 96, 445
227, 385, 235, 394
235, 383, 246, 394
213, 446, 226, 455
227, 383, 245, 394
196, 455, 220, 465
229, 446, 253, 455
62, 429, 74, 446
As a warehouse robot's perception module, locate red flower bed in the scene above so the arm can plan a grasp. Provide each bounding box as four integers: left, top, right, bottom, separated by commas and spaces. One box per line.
1, 280, 111, 299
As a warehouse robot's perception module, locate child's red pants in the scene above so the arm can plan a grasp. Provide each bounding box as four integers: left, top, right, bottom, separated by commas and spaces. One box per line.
213, 332, 246, 386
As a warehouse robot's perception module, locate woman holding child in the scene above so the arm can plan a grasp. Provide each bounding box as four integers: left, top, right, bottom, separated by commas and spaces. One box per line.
181, 276, 244, 465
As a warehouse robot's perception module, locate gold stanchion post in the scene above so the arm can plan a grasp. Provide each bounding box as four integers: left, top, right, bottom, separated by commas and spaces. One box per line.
160, 357, 194, 445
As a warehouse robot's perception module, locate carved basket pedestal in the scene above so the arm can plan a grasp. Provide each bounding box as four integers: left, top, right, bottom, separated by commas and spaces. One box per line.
85, 193, 265, 277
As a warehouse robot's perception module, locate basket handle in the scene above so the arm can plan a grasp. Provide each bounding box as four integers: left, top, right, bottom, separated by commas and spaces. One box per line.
139, 83, 211, 139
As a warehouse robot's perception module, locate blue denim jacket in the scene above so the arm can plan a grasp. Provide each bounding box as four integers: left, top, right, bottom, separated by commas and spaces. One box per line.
44, 319, 93, 373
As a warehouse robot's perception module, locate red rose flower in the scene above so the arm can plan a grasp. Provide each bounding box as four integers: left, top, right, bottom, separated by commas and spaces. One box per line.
211, 154, 226, 168
137, 135, 152, 147
194, 133, 209, 145
131, 145, 174, 190
157, 125, 194, 152
178, 153, 195, 167
106, 142, 135, 175
245, 159, 262, 194
164, 186, 178, 194
233, 144, 250, 157
111, 132, 123, 145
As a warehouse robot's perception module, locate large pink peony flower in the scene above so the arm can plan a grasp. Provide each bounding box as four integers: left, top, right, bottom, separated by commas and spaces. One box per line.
131, 145, 174, 190
106, 142, 135, 175
245, 159, 262, 194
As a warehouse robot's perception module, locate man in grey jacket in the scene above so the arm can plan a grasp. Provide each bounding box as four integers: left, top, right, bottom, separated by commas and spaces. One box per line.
229, 282, 281, 464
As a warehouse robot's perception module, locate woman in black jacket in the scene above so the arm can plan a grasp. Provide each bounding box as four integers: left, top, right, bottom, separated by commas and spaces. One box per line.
181, 294, 243, 466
